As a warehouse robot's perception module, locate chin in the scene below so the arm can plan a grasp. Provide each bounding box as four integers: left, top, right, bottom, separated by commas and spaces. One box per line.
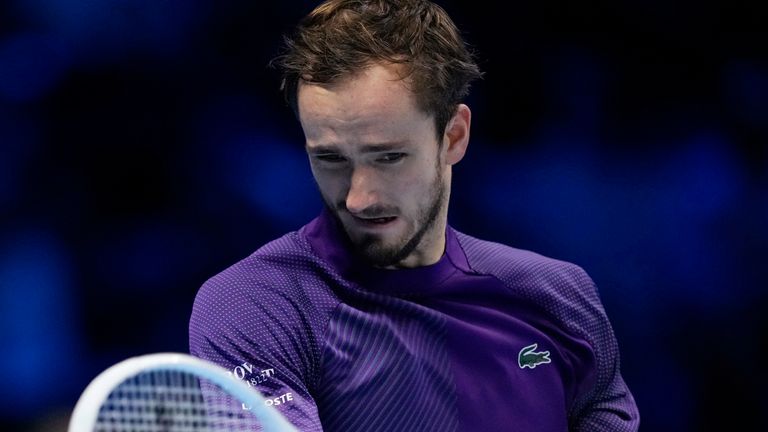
359, 247, 404, 267
361, 231, 424, 267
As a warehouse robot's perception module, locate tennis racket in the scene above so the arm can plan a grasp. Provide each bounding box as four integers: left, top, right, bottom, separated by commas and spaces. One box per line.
68, 353, 298, 432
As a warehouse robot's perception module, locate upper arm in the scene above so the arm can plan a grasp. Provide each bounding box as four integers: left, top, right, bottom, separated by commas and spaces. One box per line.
189, 272, 325, 431
565, 266, 640, 431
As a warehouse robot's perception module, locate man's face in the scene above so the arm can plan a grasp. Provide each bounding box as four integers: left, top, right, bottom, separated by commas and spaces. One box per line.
298, 63, 448, 267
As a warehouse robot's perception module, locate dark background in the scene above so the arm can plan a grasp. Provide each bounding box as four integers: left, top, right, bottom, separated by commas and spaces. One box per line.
1, 1, 766, 430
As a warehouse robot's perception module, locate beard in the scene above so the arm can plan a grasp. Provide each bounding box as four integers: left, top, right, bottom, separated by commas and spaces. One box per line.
324, 169, 446, 267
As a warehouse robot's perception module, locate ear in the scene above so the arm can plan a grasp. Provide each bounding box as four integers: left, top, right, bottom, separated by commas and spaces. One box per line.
442, 104, 471, 165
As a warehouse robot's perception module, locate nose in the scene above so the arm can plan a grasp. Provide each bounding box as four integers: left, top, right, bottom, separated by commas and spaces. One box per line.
345, 165, 380, 215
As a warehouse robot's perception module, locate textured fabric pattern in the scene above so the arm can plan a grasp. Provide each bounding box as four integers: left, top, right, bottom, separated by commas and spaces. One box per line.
316, 302, 457, 432
189, 232, 335, 431
189, 213, 639, 431
454, 232, 640, 431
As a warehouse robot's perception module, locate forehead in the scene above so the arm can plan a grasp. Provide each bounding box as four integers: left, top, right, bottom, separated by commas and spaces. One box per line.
297, 64, 433, 146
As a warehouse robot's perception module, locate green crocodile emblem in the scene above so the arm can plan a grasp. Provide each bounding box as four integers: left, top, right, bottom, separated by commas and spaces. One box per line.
518, 343, 551, 369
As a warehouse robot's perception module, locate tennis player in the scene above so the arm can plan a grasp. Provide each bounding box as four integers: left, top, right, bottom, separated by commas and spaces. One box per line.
190, 0, 640, 430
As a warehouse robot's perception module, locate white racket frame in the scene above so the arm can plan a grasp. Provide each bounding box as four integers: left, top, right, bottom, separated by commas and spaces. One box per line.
68, 352, 298, 432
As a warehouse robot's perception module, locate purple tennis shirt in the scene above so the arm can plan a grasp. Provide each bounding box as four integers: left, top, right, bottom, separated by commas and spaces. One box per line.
189, 210, 639, 431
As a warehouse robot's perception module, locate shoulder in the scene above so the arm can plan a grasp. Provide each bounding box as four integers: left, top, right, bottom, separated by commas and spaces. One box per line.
199, 231, 316, 296
189, 231, 336, 398
454, 230, 595, 293
191, 230, 336, 326
453, 230, 605, 341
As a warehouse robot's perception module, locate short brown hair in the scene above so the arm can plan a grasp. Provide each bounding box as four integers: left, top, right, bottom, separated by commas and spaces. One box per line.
271, 0, 482, 140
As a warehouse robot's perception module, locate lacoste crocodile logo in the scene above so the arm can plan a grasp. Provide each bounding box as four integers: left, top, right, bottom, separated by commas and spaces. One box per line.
518, 343, 551, 369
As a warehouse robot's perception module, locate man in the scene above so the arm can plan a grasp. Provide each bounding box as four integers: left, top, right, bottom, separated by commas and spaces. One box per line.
189, 0, 640, 430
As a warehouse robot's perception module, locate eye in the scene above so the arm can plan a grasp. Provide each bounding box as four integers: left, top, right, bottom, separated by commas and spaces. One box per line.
315, 154, 347, 163
377, 153, 406, 163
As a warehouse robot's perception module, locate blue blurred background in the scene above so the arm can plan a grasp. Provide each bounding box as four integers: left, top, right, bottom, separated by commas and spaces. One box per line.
1, 1, 766, 430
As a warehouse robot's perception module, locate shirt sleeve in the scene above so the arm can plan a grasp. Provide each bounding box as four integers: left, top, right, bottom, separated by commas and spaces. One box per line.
566, 265, 640, 431
188, 267, 325, 431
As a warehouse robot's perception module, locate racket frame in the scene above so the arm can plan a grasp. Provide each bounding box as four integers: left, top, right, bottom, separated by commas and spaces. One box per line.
68, 352, 297, 432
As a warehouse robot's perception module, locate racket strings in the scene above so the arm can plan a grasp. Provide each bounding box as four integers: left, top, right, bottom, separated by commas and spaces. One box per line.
94, 369, 264, 432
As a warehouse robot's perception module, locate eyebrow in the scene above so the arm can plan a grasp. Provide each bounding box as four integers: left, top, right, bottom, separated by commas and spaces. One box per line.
306, 142, 408, 154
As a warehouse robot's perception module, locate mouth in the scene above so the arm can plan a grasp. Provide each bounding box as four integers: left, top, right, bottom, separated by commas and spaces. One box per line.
351, 215, 398, 227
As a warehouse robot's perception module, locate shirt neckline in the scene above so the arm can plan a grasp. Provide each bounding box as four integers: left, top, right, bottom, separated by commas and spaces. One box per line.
301, 209, 471, 294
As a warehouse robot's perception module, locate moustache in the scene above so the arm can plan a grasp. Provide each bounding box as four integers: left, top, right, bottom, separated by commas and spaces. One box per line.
336, 202, 399, 219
